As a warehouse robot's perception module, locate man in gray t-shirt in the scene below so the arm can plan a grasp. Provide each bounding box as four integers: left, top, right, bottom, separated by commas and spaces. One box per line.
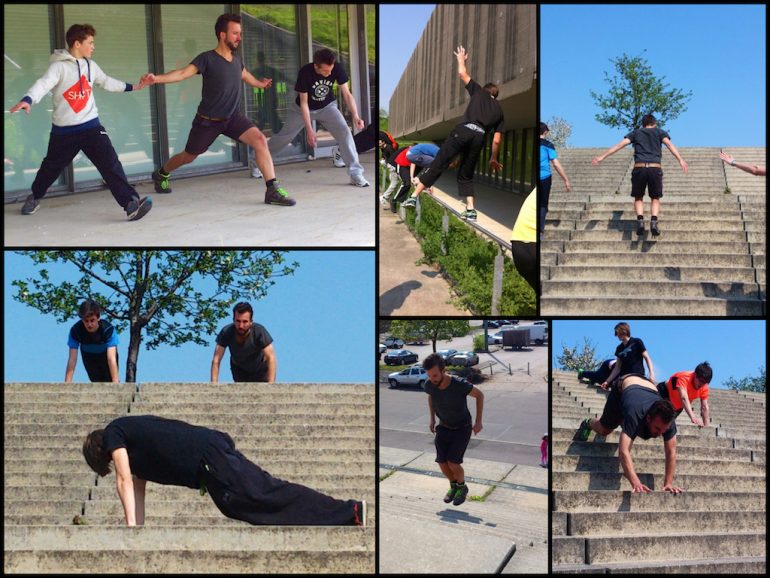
211, 302, 276, 383
592, 114, 688, 237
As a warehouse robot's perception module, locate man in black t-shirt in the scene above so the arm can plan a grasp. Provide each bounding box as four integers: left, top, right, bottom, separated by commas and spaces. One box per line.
65, 299, 119, 383
402, 45, 504, 222
83, 415, 366, 527
422, 353, 484, 507
142, 14, 296, 206
573, 374, 682, 494
211, 302, 276, 383
600, 322, 655, 390
268, 48, 369, 188
592, 114, 688, 237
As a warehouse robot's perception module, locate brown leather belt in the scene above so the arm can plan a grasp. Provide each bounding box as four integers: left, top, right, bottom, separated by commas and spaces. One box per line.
634, 162, 662, 168
197, 113, 228, 122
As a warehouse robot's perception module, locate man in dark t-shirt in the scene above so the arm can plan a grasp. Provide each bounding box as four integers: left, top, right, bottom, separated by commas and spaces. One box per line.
422, 353, 484, 507
83, 415, 365, 527
142, 13, 296, 206
592, 113, 688, 237
211, 301, 276, 383
600, 322, 655, 390
402, 45, 504, 222
267, 48, 369, 188
573, 374, 681, 494
65, 299, 119, 383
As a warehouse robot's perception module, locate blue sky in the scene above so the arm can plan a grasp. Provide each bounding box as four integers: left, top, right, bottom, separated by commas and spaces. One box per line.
541, 4, 766, 147
378, 3, 436, 114
4, 251, 374, 384
552, 320, 766, 389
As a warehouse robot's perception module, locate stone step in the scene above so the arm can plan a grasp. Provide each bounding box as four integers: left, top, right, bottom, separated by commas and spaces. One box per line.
128, 402, 374, 415
542, 279, 760, 298
540, 296, 764, 316
3, 501, 87, 516
541, 239, 754, 254
3, 392, 134, 404
552, 455, 765, 476
567, 510, 766, 536
3, 383, 137, 394
4, 412, 377, 426
137, 383, 374, 394
551, 251, 756, 268
547, 265, 757, 283
3, 526, 375, 573
133, 391, 374, 403
551, 441, 754, 462
544, 229, 749, 243
552, 472, 765, 492
554, 557, 766, 575
552, 490, 766, 513
553, 532, 764, 566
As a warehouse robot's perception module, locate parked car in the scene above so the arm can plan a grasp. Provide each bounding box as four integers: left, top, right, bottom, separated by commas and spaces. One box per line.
384, 336, 405, 349
379, 343, 387, 354
388, 365, 428, 389
383, 349, 418, 365
436, 348, 458, 361
485, 320, 500, 329
486, 332, 504, 345
448, 351, 480, 367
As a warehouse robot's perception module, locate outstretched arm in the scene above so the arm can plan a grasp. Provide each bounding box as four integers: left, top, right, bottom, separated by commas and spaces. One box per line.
720, 151, 766, 176
454, 45, 471, 85
662, 137, 688, 173
592, 138, 631, 165
142, 63, 199, 86
242, 69, 273, 89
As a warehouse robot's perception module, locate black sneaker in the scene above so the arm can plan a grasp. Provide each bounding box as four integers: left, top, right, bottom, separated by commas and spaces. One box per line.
353, 500, 367, 527
152, 169, 172, 194
650, 220, 660, 237
265, 183, 296, 206
636, 220, 645, 237
444, 483, 458, 503
126, 196, 153, 221
452, 483, 469, 506
461, 209, 477, 221
573, 418, 592, 442
21, 194, 40, 215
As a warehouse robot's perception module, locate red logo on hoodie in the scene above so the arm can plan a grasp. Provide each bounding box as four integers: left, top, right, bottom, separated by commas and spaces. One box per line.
64, 75, 92, 114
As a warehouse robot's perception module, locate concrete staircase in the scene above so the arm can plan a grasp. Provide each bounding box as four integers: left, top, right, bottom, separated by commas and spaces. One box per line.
4, 382, 375, 573
541, 147, 766, 316
551, 370, 766, 573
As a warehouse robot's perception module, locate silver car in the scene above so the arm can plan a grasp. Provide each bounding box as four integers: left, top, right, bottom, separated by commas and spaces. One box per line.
448, 351, 480, 367
388, 365, 428, 389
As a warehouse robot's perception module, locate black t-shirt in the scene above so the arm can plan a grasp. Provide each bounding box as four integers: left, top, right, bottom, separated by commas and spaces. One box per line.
191, 50, 245, 119
294, 62, 349, 110
216, 323, 273, 374
102, 415, 217, 488
621, 385, 677, 441
615, 337, 647, 377
424, 376, 474, 429
462, 80, 504, 134
624, 127, 671, 163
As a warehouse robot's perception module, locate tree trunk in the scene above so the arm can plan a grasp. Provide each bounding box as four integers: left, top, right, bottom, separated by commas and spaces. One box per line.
125, 323, 143, 383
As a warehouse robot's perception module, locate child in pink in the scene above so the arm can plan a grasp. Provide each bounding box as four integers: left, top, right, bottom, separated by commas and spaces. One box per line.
540, 434, 548, 468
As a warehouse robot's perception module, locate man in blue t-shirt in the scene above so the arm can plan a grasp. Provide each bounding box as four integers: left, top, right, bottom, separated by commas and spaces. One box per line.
65, 299, 119, 383
592, 114, 688, 237
539, 122, 571, 235
267, 48, 369, 188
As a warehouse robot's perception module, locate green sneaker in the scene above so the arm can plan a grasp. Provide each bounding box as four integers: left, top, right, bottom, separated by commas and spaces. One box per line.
443, 482, 458, 503
265, 183, 296, 206
152, 169, 172, 194
573, 418, 592, 442
452, 483, 469, 506
577, 368, 584, 380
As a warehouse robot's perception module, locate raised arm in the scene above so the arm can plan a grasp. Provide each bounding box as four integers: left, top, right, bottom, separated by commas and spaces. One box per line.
454, 45, 471, 85
720, 151, 766, 176
142, 63, 199, 86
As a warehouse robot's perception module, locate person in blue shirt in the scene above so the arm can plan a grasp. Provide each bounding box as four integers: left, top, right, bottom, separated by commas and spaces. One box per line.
539, 122, 571, 235
406, 142, 440, 188
65, 299, 119, 383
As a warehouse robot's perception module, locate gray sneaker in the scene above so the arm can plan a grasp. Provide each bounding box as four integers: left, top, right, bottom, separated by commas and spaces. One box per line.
350, 173, 369, 187
401, 196, 417, 208
265, 183, 296, 206
126, 196, 153, 221
249, 159, 263, 179
21, 194, 40, 215
461, 209, 477, 221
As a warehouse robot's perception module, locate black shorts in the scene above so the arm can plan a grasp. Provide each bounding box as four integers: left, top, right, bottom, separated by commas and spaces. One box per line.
185, 112, 256, 155
434, 424, 472, 464
598, 384, 624, 432
630, 167, 663, 199
231, 366, 269, 383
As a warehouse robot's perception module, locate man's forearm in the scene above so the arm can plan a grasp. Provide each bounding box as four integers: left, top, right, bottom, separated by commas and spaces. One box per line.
301, 103, 313, 134
618, 451, 642, 487
116, 477, 137, 526
343, 91, 360, 121
210, 360, 220, 383
475, 394, 484, 425
664, 444, 676, 487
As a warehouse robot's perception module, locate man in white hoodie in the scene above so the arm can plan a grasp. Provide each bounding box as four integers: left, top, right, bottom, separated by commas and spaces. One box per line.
10, 23, 152, 220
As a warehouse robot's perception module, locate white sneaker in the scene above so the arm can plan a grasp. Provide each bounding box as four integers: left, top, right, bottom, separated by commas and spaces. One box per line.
350, 174, 369, 187
332, 146, 346, 168
249, 159, 263, 179
379, 194, 391, 206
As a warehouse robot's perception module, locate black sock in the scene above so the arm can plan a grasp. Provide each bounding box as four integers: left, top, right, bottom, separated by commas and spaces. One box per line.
266, 178, 276, 189
637, 215, 644, 220
651, 216, 658, 222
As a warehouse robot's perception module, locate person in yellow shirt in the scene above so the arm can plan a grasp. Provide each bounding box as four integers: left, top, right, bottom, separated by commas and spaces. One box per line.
511, 188, 537, 291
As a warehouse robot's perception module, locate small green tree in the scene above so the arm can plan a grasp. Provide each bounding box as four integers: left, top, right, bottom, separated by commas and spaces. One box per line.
389, 320, 470, 353
12, 251, 298, 382
724, 366, 766, 393
556, 338, 609, 371
590, 52, 692, 131
545, 116, 572, 148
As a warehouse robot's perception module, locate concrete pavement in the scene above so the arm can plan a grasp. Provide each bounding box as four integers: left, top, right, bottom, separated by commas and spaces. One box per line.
4, 152, 375, 247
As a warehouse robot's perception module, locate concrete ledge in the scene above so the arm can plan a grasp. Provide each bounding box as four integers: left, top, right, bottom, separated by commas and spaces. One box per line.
552, 490, 766, 513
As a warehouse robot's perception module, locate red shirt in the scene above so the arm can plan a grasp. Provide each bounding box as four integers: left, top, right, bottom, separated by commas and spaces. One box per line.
395, 146, 412, 167
665, 370, 708, 411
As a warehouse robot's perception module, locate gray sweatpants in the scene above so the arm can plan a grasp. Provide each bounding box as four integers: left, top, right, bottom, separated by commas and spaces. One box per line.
268, 101, 364, 177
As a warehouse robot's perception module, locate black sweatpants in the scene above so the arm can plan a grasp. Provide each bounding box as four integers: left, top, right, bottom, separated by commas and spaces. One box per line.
199, 431, 359, 526
538, 175, 552, 234
31, 124, 138, 209
393, 164, 421, 204
511, 241, 537, 292
418, 124, 486, 197
83, 351, 118, 383
230, 366, 269, 383
583, 360, 614, 385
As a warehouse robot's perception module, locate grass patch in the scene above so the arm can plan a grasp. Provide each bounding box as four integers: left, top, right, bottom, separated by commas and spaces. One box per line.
469, 484, 498, 502
379, 470, 396, 482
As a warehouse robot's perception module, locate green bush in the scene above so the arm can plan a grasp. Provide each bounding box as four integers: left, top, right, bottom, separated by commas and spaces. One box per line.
472, 333, 487, 352
404, 196, 536, 315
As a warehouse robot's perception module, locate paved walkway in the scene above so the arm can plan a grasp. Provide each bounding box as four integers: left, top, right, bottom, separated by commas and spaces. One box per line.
4, 152, 375, 247
378, 204, 468, 316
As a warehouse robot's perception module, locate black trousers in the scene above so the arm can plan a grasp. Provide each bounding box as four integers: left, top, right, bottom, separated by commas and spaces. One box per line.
512, 241, 537, 292
582, 360, 614, 385
31, 125, 138, 209
83, 351, 118, 383
538, 175, 552, 234
418, 125, 486, 197
393, 164, 420, 204
199, 432, 359, 526
230, 366, 268, 383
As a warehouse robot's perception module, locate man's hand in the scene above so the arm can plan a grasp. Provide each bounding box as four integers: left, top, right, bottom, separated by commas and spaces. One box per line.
599, 381, 609, 390
353, 116, 365, 131
473, 421, 483, 435
453, 45, 468, 62
489, 159, 503, 172
564, 179, 572, 192
631, 482, 653, 493
306, 129, 317, 148
429, 419, 436, 434
662, 483, 684, 494
140, 73, 157, 86
679, 159, 689, 174
10, 101, 30, 114
691, 416, 704, 428
258, 77, 273, 89
591, 156, 603, 166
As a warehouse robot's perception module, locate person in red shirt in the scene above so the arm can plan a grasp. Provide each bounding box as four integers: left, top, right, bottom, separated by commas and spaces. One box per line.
658, 362, 712, 428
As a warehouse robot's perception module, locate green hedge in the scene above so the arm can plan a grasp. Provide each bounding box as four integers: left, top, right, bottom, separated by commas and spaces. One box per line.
403, 196, 536, 315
